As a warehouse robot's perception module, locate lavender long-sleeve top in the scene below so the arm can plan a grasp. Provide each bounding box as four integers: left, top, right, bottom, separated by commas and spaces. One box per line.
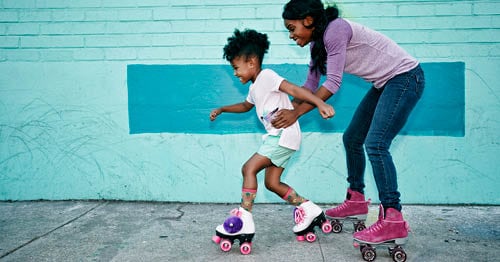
304, 18, 419, 94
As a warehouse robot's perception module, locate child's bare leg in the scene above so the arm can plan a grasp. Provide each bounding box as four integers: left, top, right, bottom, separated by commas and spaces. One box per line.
264, 166, 307, 206
240, 153, 273, 212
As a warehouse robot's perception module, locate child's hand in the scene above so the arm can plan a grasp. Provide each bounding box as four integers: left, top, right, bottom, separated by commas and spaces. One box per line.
317, 103, 335, 119
210, 108, 222, 121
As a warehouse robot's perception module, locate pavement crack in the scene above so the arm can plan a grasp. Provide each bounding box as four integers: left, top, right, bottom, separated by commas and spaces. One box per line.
0, 201, 107, 259
158, 205, 185, 221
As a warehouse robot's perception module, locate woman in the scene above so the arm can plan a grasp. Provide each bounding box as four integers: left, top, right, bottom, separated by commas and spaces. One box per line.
273, 0, 425, 246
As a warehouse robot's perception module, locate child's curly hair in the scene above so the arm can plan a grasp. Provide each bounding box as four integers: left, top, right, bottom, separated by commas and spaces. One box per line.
223, 29, 270, 65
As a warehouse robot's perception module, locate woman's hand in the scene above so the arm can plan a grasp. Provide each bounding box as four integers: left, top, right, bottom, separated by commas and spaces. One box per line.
271, 109, 299, 129
317, 104, 336, 119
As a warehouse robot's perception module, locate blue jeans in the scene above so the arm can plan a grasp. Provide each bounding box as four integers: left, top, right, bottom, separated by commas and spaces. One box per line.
343, 65, 425, 211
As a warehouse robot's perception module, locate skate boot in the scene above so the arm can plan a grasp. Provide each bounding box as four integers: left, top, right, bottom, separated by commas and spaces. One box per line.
325, 188, 370, 233
212, 207, 255, 255
353, 205, 410, 262
293, 201, 332, 242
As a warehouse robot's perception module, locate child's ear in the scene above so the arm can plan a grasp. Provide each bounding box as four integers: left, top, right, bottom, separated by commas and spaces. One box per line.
249, 56, 259, 68
303, 16, 314, 27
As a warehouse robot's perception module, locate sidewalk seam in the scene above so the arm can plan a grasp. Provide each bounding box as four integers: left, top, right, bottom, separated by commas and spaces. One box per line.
0, 201, 107, 259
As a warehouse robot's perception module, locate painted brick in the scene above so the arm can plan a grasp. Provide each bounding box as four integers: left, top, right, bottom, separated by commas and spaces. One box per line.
256, 5, 284, 19
106, 21, 171, 34
186, 8, 221, 20
234, 19, 275, 32
18, 10, 52, 22
118, 9, 153, 21
137, 47, 170, 60
169, 46, 204, 59
73, 48, 104, 61
6, 23, 39, 35
36, 0, 101, 8
434, 3, 473, 16
4, 49, 39, 61
85, 10, 119, 21
3, 0, 36, 8
0, 36, 19, 48
150, 34, 185, 46
52, 10, 85, 22
398, 4, 436, 16
219, 7, 257, 19
85, 35, 151, 48
339, 3, 398, 17
473, 2, 500, 15
100, 0, 139, 8
0, 10, 18, 22
41, 22, 106, 35
39, 49, 73, 61
105, 48, 137, 60
153, 7, 186, 20
21, 36, 83, 48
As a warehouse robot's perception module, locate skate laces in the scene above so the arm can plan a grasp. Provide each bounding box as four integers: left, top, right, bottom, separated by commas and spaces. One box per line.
364, 219, 384, 234
294, 207, 305, 224
230, 208, 242, 217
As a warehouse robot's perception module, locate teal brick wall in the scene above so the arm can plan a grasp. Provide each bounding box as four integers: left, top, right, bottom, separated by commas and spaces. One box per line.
1, 1, 499, 204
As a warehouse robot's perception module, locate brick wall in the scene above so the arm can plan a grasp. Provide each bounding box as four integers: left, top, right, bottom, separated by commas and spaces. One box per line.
1, 0, 498, 63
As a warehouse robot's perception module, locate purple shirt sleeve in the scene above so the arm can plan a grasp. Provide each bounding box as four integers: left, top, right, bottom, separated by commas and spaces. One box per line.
303, 19, 352, 95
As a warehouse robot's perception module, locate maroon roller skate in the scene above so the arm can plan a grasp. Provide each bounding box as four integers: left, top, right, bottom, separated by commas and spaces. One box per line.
325, 188, 370, 233
353, 205, 410, 262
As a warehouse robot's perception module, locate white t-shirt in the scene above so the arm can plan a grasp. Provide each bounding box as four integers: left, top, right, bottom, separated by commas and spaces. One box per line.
246, 69, 301, 150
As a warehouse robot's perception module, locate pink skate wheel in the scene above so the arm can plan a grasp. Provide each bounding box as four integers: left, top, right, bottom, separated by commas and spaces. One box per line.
220, 239, 232, 252
306, 232, 316, 242
240, 242, 252, 255
212, 235, 221, 244
321, 221, 333, 233
296, 235, 305, 242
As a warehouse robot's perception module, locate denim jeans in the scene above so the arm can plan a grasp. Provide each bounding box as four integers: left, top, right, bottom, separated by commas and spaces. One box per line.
343, 65, 425, 211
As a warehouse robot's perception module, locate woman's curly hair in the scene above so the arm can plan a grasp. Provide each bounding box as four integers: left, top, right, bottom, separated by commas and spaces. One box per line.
223, 29, 270, 65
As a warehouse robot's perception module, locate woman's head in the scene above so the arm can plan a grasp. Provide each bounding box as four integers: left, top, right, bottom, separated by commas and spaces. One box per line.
282, 0, 339, 75
223, 29, 270, 84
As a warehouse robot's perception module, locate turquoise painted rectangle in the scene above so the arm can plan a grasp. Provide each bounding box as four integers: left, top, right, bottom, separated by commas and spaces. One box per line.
127, 62, 465, 136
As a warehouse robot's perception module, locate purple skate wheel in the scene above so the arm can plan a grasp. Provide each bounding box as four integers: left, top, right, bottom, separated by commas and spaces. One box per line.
223, 216, 243, 233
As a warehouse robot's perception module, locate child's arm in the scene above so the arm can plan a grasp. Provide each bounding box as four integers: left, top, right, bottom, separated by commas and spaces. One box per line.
279, 80, 335, 119
210, 101, 254, 121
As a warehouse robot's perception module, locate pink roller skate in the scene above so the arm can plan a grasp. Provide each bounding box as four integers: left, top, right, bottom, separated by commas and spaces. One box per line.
353, 205, 410, 262
325, 188, 370, 233
212, 207, 255, 255
293, 201, 332, 242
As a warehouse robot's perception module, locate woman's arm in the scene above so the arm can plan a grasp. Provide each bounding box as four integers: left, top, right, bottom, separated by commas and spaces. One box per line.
210, 101, 254, 121
272, 86, 333, 128
279, 80, 334, 119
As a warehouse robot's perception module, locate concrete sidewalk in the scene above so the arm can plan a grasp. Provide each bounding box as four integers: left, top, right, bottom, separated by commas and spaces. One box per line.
0, 201, 498, 262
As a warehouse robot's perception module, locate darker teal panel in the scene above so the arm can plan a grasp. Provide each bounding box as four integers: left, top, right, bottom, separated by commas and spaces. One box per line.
127, 62, 464, 136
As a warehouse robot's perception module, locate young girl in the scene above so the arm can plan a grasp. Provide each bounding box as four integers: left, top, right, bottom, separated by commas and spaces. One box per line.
275, 0, 424, 254
210, 29, 334, 253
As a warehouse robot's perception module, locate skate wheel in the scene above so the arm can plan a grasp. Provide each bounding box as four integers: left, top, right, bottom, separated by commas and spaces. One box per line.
361, 245, 376, 262
321, 221, 332, 233
220, 239, 232, 252
240, 242, 252, 255
331, 221, 343, 233
306, 232, 316, 243
212, 235, 221, 244
296, 235, 305, 242
354, 222, 366, 232
390, 246, 406, 262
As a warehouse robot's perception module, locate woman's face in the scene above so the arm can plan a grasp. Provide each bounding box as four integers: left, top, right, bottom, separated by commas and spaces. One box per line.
284, 17, 314, 47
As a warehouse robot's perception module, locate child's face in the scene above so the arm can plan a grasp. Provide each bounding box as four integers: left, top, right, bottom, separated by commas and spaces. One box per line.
284, 18, 314, 47
230, 56, 258, 84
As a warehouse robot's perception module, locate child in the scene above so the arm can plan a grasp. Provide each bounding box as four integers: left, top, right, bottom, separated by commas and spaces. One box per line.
210, 29, 335, 253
